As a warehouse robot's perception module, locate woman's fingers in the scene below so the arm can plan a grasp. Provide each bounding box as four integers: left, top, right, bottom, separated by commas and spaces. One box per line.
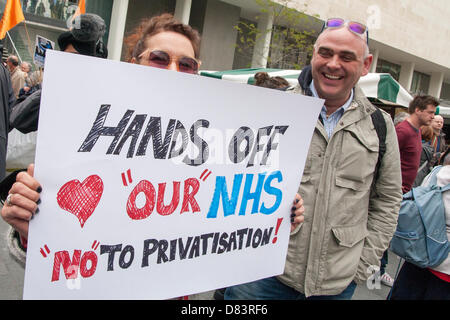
0, 164, 41, 241
290, 193, 305, 231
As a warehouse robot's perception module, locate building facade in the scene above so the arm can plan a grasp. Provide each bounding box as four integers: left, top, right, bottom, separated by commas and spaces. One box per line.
2, 0, 450, 106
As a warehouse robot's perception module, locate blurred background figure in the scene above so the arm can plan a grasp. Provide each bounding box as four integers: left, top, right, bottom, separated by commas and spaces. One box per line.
390, 147, 450, 300
431, 115, 447, 156
413, 125, 439, 187
18, 61, 39, 98
6, 55, 25, 98
394, 111, 409, 127
19, 61, 31, 74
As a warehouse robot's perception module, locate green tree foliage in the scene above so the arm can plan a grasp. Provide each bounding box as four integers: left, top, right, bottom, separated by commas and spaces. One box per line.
234, 0, 319, 69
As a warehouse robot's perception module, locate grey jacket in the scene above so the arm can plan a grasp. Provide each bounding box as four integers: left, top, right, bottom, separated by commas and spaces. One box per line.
279, 80, 402, 297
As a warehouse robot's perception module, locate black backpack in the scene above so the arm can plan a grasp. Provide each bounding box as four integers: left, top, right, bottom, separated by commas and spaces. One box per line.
371, 108, 387, 181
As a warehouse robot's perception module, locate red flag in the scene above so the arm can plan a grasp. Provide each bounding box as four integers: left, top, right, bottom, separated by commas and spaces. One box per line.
0, 0, 25, 39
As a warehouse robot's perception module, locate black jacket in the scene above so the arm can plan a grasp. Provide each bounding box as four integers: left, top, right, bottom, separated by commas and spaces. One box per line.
9, 88, 41, 133
0, 63, 16, 181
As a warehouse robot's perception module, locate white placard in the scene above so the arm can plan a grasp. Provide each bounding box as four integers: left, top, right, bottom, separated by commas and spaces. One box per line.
23, 51, 323, 299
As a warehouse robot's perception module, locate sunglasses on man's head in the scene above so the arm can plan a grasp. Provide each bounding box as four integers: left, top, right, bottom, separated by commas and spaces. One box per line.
322, 18, 369, 44
142, 50, 199, 74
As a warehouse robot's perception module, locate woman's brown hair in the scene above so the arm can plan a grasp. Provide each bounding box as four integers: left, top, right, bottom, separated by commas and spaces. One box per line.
421, 125, 435, 142
254, 72, 290, 89
124, 13, 201, 62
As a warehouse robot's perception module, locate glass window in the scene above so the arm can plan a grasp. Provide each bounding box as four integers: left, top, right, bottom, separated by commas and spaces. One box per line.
440, 82, 450, 100
267, 25, 314, 70
21, 0, 78, 22
12, 1, 113, 33
232, 18, 257, 69
411, 71, 431, 95
376, 59, 401, 81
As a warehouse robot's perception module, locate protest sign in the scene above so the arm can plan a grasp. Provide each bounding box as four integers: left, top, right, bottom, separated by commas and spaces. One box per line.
23, 50, 323, 299
33, 35, 54, 69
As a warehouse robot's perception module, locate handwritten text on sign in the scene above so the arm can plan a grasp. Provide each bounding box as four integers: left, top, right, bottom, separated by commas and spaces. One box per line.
23, 51, 323, 299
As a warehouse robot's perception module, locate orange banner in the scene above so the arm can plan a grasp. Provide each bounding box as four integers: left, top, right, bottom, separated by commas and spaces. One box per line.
74, 0, 86, 18
0, 0, 25, 39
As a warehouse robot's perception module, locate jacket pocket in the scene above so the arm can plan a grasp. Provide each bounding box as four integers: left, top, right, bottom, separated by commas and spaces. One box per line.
333, 176, 372, 225
332, 224, 369, 248
336, 123, 379, 190
321, 224, 369, 289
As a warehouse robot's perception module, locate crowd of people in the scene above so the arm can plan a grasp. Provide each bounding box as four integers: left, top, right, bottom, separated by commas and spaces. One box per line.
0, 12, 448, 300
3, 55, 41, 100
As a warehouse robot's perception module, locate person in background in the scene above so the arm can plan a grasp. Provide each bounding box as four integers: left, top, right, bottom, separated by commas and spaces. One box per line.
431, 115, 447, 156
390, 147, 450, 299
18, 61, 39, 98
377, 95, 441, 288
0, 55, 16, 182
394, 111, 409, 127
20, 61, 31, 75
413, 125, 439, 188
254, 72, 290, 90
396, 95, 439, 194
6, 55, 26, 98
9, 13, 108, 135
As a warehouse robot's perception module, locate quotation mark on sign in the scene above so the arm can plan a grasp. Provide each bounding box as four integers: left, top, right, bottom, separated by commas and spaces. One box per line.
91, 240, 100, 250
199, 169, 212, 182
40, 245, 51, 258
121, 169, 133, 186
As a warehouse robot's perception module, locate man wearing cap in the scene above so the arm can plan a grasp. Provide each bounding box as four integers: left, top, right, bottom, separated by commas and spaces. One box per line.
225, 18, 402, 300
9, 13, 108, 134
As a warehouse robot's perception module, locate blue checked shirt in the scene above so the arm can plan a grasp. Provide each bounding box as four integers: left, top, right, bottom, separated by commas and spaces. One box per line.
310, 80, 354, 138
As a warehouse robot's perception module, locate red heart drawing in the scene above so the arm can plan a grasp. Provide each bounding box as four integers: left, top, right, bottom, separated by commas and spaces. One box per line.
57, 175, 104, 228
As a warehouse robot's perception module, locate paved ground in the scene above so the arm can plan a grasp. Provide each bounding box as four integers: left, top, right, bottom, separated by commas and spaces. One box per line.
0, 211, 25, 300
0, 213, 401, 300
189, 250, 402, 300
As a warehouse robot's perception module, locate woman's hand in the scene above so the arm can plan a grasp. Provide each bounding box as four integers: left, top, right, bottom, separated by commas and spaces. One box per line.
1, 164, 41, 240
291, 193, 305, 232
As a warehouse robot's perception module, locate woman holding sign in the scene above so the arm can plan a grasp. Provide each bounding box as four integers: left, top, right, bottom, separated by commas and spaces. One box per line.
1, 13, 305, 274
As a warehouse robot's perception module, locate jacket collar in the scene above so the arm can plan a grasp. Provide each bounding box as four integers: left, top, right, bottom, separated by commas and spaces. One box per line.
298, 65, 314, 97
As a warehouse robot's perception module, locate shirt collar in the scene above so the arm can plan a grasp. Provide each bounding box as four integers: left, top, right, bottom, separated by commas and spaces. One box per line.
310, 80, 354, 115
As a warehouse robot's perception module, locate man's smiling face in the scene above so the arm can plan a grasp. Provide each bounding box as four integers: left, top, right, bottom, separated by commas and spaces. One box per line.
311, 27, 372, 108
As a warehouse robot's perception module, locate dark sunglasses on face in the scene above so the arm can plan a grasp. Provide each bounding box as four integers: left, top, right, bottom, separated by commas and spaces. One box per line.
321, 18, 369, 45
141, 50, 199, 74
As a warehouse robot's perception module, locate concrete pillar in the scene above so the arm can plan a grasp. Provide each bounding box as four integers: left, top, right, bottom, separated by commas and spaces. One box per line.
174, 0, 192, 24
251, 12, 274, 68
107, 0, 129, 61
369, 48, 379, 73
398, 61, 415, 91
429, 72, 444, 99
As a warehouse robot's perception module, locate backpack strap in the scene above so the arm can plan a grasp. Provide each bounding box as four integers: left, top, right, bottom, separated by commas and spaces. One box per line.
440, 184, 450, 193
428, 165, 443, 185
424, 166, 450, 192
371, 108, 387, 181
